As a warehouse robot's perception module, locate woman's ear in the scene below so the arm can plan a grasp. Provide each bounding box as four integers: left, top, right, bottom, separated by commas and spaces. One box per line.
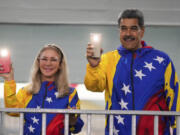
59, 62, 63, 69
59, 62, 62, 70
59, 58, 64, 69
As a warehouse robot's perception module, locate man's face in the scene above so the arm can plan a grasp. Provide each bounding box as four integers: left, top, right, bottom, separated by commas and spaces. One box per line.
119, 18, 144, 51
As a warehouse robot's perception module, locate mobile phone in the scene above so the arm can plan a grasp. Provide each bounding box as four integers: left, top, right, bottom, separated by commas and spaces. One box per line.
90, 33, 102, 58
0, 49, 11, 73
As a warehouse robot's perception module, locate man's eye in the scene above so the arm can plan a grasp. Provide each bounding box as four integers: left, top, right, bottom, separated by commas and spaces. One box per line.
131, 26, 138, 31
121, 27, 127, 31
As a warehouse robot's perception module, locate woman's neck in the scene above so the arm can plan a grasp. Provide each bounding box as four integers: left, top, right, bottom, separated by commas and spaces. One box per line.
41, 76, 55, 82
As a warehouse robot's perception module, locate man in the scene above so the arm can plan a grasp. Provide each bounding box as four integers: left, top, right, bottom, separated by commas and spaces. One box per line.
84, 9, 180, 135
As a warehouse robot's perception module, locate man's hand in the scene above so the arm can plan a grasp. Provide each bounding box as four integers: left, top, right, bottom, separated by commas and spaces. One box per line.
86, 43, 103, 67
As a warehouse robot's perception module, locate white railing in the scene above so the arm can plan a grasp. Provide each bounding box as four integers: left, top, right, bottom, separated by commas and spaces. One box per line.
0, 108, 180, 135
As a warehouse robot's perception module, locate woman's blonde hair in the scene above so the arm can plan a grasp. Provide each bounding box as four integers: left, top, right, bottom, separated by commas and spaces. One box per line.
28, 44, 70, 97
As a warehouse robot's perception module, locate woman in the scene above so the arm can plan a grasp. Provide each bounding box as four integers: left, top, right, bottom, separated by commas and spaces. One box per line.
0, 44, 84, 135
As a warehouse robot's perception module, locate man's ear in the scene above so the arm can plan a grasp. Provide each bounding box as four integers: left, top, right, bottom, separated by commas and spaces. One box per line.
140, 27, 145, 38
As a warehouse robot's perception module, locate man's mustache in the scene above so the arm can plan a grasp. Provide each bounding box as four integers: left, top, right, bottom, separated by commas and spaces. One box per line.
123, 36, 135, 41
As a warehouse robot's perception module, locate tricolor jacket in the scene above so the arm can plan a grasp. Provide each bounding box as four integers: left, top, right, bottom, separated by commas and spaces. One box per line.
84, 41, 180, 135
4, 80, 84, 135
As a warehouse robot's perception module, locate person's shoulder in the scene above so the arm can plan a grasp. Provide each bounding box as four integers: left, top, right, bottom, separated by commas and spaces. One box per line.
104, 49, 119, 55
150, 48, 172, 65
100, 49, 121, 66
151, 48, 171, 59
68, 87, 79, 101
102, 49, 120, 59
21, 84, 31, 90
69, 87, 77, 94
19, 84, 32, 94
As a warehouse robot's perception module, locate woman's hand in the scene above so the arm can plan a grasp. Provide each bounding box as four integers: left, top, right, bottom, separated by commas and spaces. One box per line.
69, 114, 79, 126
68, 106, 79, 126
0, 64, 14, 81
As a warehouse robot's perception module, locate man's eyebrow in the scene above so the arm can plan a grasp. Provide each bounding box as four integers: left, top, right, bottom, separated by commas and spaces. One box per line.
120, 25, 138, 27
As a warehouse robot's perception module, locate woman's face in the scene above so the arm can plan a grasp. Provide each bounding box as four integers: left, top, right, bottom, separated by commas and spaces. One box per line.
39, 48, 61, 82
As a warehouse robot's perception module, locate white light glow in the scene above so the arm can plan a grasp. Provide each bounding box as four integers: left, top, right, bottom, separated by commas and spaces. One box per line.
93, 35, 100, 42
0, 49, 9, 57
90, 33, 102, 43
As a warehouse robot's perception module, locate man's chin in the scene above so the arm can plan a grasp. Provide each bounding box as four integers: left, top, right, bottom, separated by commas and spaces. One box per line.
123, 45, 135, 50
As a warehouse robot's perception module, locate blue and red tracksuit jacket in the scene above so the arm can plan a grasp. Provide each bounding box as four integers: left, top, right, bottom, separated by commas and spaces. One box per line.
4, 80, 84, 135
84, 41, 180, 135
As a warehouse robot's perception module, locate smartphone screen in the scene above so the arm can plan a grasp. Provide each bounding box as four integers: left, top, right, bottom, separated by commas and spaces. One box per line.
90, 33, 102, 58
0, 49, 11, 73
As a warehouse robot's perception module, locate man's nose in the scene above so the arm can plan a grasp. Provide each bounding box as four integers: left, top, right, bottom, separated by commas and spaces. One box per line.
125, 28, 132, 35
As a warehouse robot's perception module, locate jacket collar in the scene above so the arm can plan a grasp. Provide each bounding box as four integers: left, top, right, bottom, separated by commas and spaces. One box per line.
117, 41, 153, 56
41, 81, 56, 91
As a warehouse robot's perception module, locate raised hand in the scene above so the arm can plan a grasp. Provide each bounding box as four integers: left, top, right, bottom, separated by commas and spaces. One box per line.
86, 43, 103, 67
0, 64, 14, 81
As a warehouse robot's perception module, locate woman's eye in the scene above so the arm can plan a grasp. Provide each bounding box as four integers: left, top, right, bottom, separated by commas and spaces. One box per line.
42, 58, 47, 61
51, 59, 58, 62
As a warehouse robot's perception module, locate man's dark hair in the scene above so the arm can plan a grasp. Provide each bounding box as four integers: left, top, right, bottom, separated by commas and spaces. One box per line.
118, 9, 144, 28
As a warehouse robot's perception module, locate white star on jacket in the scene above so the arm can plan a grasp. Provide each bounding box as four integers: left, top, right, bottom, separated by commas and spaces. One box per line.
54, 92, 59, 98
119, 99, 128, 110
113, 127, 119, 135
115, 55, 164, 134
46, 97, 53, 103
134, 69, 146, 80
154, 56, 164, 64
121, 83, 131, 95
144, 62, 156, 71
28, 125, 35, 133
31, 116, 39, 124
36, 105, 40, 109
115, 115, 125, 125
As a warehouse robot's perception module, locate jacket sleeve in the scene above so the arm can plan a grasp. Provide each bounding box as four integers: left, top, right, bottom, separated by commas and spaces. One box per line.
164, 61, 180, 132
84, 54, 108, 92
4, 80, 32, 114
68, 88, 84, 134
4, 80, 24, 108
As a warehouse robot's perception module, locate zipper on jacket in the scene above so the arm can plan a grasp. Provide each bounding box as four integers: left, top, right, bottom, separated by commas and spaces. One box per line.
41, 86, 48, 135
42, 86, 48, 108
130, 52, 135, 110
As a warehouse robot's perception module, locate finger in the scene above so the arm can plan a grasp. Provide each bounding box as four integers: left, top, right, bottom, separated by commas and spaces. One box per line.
100, 48, 103, 54
87, 48, 94, 54
87, 50, 94, 56
86, 48, 94, 57
87, 42, 91, 46
87, 46, 94, 51
10, 64, 13, 71
0, 67, 4, 71
86, 52, 94, 58
87, 43, 94, 48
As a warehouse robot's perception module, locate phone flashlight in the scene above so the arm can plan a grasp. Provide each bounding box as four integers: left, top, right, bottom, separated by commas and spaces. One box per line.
0, 49, 8, 57
0, 49, 11, 73
90, 33, 102, 58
